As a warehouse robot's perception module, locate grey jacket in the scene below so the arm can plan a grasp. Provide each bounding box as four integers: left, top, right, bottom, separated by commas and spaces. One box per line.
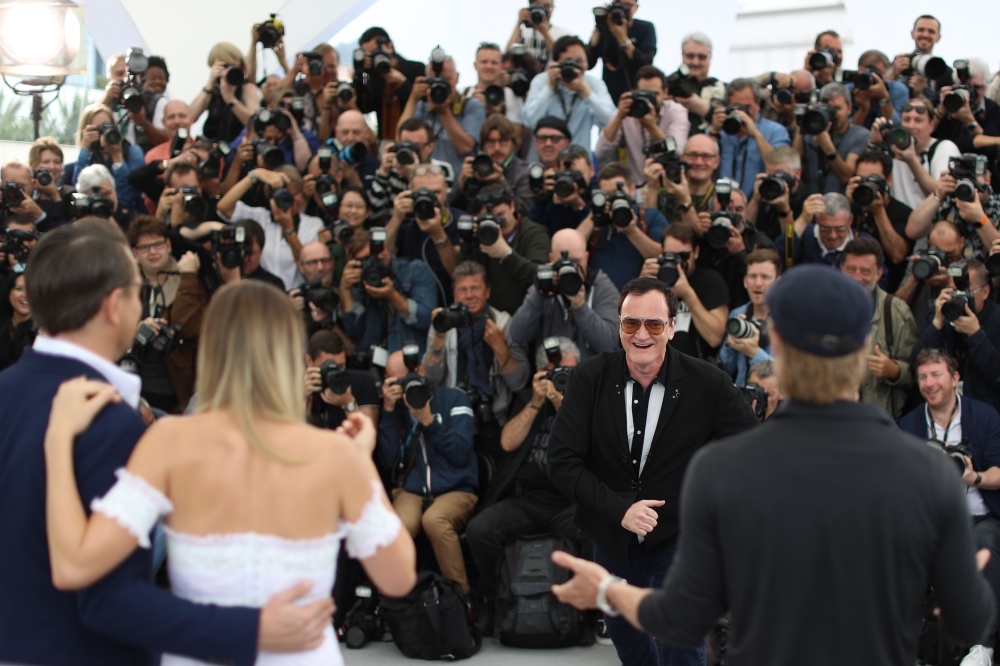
507, 270, 622, 360
422, 307, 530, 425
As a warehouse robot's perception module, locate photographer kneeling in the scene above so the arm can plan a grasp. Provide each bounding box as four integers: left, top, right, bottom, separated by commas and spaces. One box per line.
423, 261, 530, 458
899, 349, 1000, 666
912, 258, 1000, 413
303, 330, 379, 429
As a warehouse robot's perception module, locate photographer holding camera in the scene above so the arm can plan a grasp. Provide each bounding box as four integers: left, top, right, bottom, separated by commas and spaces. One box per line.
644, 134, 716, 226
506, 0, 568, 69
149, 160, 220, 232
399, 50, 485, 176
456, 184, 550, 314
0, 215, 37, 276
531, 116, 572, 171
710, 79, 791, 197
508, 228, 621, 360
577, 162, 667, 290
907, 154, 1000, 261
217, 165, 324, 290
189, 42, 261, 144
423, 261, 531, 453
899, 348, 1000, 666
304, 330, 379, 430
744, 146, 814, 242
888, 15, 942, 95
934, 59, 1000, 154
523, 36, 616, 161
758, 69, 814, 142
339, 229, 437, 355
377, 348, 478, 595
290, 241, 340, 336
585, 0, 657, 105
465, 43, 524, 128
279, 44, 341, 140
465, 336, 589, 630
126, 216, 207, 412
846, 51, 908, 129
912, 258, 1000, 412
639, 223, 730, 357
869, 99, 961, 209
719, 249, 780, 387
528, 145, 594, 235
74, 165, 132, 230
142, 101, 194, 165
596, 66, 689, 187
101, 52, 171, 154
73, 103, 145, 214
369, 118, 444, 220
840, 238, 917, 419
797, 83, 872, 195
778, 191, 868, 268
451, 115, 533, 217
844, 151, 913, 292
669, 33, 727, 137
802, 30, 843, 87
748, 360, 783, 419
354, 27, 426, 141
232, 219, 284, 289
0, 160, 64, 231
227, 93, 318, 174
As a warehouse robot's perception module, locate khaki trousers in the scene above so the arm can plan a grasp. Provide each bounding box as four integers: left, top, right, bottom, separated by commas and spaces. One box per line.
391, 489, 478, 594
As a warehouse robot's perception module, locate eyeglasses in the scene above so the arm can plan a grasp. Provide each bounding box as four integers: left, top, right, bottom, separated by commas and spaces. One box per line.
620, 318, 668, 335
683, 53, 709, 61
135, 239, 167, 253
683, 151, 718, 162
902, 103, 931, 115
818, 225, 849, 234
536, 134, 569, 144
301, 257, 334, 268
483, 137, 512, 147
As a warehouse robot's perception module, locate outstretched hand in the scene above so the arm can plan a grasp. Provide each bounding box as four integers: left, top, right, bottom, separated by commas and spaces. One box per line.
550, 550, 609, 610
46, 378, 121, 447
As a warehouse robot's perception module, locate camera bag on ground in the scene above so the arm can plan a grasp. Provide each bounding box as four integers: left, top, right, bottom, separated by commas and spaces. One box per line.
380, 570, 482, 660
494, 534, 592, 648
916, 590, 970, 666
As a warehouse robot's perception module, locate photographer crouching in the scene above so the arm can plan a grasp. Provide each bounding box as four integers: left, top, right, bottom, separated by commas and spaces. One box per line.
303, 330, 379, 430
423, 261, 530, 459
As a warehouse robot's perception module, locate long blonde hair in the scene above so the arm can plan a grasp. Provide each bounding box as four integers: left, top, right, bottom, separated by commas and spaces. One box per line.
194, 280, 306, 460
76, 103, 115, 148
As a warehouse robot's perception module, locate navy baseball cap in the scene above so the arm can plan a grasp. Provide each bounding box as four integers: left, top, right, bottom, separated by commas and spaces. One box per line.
534, 116, 571, 138
766, 265, 873, 357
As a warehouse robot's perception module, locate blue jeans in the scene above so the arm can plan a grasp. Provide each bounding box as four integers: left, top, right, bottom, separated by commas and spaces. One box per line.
594, 540, 705, 666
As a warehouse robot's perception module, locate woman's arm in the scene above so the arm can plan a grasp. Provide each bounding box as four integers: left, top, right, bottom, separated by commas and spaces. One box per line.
45, 379, 169, 591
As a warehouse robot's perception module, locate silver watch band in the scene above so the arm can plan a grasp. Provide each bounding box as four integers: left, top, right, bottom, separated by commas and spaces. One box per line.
596, 575, 626, 617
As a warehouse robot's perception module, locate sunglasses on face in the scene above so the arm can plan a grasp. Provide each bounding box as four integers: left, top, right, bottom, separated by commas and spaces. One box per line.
902, 103, 931, 115
683, 53, 709, 61
620, 318, 668, 335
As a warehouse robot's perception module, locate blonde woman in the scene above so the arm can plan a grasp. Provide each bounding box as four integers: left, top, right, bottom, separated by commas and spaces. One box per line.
189, 42, 261, 143
43, 280, 416, 665
72, 103, 145, 210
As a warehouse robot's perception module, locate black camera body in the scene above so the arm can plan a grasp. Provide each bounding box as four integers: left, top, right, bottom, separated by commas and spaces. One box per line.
271, 187, 294, 211
559, 58, 581, 84
943, 290, 972, 322
949, 154, 987, 202
606, 184, 635, 228
912, 247, 949, 281
342, 585, 385, 649
253, 108, 291, 135
809, 47, 838, 71
0, 228, 35, 265
742, 382, 768, 421
881, 123, 912, 151
253, 138, 284, 169
553, 168, 586, 198
354, 35, 393, 77
255, 14, 284, 49
656, 252, 683, 286
327, 219, 353, 243
427, 46, 451, 106
799, 103, 835, 136
433, 302, 472, 333
727, 316, 770, 348
852, 174, 887, 207
546, 367, 572, 393
628, 89, 659, 118
458, 381, 498, 429
538, 251, 583, 297
593, 2, 628, 25
527, 2, 548, 25
300, 51, 325, 77
135, 321, 183, 357
475, 208, 502, 245
665, 65, 698, 98
722, 104, 747, 135
119, 47, 149, 115
759, 171, 796, 202
927, 439, 973, 475
302, 280, 339, 314
507, 44, 531, 98
1, 180, 24, 209
32, 167, 53, 187
646, 138, 689, 184
211, 224, 248, 269
409, 187, 438, 221
471, 153, 496, 181
361, 255, 393, 288
394, 141, 421, 167
178, 184, 208, 221
319, 359, 351, 395
706, 212, 742, 250
944, 86, 972, 114
400, 372, 430, 409
197, 141, 231, 179
70, 192, 115, 219
839, 66, 878, 91
92, 122, 122, 151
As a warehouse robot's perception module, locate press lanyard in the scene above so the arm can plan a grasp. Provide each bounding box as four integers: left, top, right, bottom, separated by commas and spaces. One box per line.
928, 395, 960, 442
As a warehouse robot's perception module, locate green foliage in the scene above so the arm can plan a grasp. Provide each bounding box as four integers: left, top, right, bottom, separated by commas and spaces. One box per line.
0, 88, 92, 144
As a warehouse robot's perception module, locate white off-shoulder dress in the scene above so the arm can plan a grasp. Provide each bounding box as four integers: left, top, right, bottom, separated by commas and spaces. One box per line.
92, 469, 402, 666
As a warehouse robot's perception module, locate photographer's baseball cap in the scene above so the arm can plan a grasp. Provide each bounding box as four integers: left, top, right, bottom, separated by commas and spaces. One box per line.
766, 265, 873, 357
534, 116, 571, 139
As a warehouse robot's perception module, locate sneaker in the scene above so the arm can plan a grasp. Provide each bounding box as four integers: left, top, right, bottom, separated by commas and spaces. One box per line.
595, 618, 612, 646
961, 645, 994, 666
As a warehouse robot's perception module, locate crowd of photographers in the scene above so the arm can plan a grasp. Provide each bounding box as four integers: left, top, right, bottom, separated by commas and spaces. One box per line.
5, 4, 1000, 659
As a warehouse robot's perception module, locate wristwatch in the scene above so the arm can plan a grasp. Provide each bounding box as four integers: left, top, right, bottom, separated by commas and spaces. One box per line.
878, 97, 891, 108
677, 202, 692, 213
282, 228, 296, 238
966, 121, 979, 132
344, 401, 358, 413
975, 473, 983, 486
618, 39, 633, 50
596, 575, 626, 617
825, 151, 837, 161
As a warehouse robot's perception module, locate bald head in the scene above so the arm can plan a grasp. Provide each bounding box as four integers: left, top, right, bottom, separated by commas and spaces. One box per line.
336, 110, 367, 146
685, 134, 718, 156
551, 229, 588, 267
385, 350, 408, 380
297, 240, 333, 284
163, 99, 191, 134
791, 69, 816, 92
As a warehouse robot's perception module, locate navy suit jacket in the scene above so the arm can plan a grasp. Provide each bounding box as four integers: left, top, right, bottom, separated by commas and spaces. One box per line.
0, 350, 259, 665
898, 395, 1000, 518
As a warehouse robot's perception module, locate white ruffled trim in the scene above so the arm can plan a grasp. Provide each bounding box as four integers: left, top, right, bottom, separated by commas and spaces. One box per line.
90, 468, 173, 548
340, 480, 402, 560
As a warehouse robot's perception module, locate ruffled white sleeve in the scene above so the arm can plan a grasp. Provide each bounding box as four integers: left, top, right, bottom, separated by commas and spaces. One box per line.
340, 481, 402, 560
90, 468, 173, 548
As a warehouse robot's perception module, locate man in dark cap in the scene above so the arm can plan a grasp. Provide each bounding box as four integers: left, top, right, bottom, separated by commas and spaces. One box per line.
532, 116, 572, 171
550, 265, 996, 666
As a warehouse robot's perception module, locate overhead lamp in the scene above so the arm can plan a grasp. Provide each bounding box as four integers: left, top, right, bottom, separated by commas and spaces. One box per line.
0, 0, 86, 78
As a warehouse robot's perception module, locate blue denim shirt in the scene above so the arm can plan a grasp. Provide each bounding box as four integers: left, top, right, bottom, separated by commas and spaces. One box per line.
718, 302, 773, 387
846, 79, 909, 128
414, 97, 487, 176
339, 256, 438, 355
718, 115, 791, 195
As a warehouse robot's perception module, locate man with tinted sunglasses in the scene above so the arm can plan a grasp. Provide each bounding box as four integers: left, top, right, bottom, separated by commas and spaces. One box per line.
547, 276, 757, 666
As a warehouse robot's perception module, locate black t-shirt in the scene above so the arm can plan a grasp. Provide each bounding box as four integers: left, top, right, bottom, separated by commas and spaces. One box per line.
246, 265, 286, 291
671, 267, 729, 359
758, 182, 814, 242
309, 369, 380, 430
934, 98, 1000, 153
852, 197, 913, 293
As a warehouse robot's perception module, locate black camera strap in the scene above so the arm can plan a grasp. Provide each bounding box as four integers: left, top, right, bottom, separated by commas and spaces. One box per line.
927, 394, 960, 443
554, 88, 578, 126
883, 293, 895, 355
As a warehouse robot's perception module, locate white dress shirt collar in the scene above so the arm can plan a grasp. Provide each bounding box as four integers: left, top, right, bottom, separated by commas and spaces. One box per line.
33, 335, 142, 409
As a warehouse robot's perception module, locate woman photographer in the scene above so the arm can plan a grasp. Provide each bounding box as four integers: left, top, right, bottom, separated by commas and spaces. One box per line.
0, 273, 35, 371
72, 103, 145, 212
188, 42, 261, 144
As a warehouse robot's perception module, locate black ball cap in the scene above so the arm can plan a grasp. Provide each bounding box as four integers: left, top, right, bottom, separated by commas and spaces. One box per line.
766, 265, 874, 357
534, 116, 571, 139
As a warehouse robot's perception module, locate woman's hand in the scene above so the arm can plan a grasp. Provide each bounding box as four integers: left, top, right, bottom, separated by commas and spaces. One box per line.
46, 378, 121, 449
336, 412, 377, 455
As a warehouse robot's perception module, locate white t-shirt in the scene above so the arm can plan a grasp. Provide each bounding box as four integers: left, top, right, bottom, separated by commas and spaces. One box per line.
116, 94, 168, 147
890, 139, 961, 210
518, 23, 569, 67
222, 200, 323, 291
926, 395, 989, 516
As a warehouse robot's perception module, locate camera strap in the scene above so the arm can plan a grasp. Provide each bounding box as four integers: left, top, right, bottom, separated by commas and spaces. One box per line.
784, 223, 795, 270
927, 394, 960, 443
883, 293, 895, 355
554, 88, 578, 126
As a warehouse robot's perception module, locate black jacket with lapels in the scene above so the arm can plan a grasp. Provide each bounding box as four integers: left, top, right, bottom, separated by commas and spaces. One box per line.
547, 346, 758, 564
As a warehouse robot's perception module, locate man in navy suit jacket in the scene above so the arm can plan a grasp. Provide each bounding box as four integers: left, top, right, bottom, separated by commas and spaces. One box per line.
0, 219, 329, 665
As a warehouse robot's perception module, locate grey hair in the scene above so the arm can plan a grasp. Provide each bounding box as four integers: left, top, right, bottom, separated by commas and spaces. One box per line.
452, 260, 488, 284
858, 49, 890, 69
822, 192, 851, 218
409, 162, 445, 185
728, 78, 762, 99
749, 360, 776, 380
681, 31, 712, 55
764, 145, 801, 172
76, 164, 115, 195
968, 58, 992, 82
535, 336, 581, 368
820, 82, 849, 104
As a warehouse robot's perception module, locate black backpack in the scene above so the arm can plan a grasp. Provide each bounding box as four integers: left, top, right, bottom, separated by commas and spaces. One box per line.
380, 571, 482, 660
494, 535, 591, 648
